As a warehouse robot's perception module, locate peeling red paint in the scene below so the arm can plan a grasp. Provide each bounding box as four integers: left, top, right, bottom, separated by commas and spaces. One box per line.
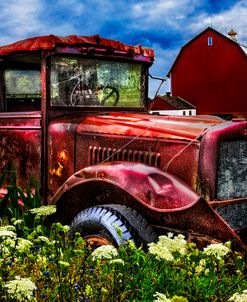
0, 112, 42, 187
0, 34, 154, 62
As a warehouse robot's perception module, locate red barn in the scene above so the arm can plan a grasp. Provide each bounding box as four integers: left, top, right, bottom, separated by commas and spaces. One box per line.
148, 93, 196, 116
167, 27, 247, 118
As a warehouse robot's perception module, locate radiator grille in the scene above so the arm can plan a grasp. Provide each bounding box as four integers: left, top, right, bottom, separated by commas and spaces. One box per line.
217, 140, 247, 200
89, 146, 161, 167
216, 203, 247, 231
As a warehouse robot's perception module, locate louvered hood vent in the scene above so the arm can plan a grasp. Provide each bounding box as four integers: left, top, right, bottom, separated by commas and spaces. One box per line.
89, 146, 161, 167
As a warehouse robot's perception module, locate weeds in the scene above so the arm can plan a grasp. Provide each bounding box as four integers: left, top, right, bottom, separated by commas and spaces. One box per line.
0, 171, 246, 301
0, 214, 246, 301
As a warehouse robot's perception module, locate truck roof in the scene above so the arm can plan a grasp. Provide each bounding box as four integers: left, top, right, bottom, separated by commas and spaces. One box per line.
0, 34, 154, 61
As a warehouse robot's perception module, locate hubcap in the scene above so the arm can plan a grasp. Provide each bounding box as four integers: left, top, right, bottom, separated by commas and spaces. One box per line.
84, 235, 112, 247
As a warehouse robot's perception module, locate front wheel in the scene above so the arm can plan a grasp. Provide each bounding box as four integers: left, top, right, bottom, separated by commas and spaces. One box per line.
69, 204, 157, 247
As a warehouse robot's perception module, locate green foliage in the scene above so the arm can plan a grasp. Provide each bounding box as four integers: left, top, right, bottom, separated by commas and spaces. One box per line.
0, 169, 41, 232
0, 215, 246, 301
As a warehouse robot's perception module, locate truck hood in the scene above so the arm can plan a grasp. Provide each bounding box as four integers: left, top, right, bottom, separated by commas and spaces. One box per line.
76, 112, 224, 140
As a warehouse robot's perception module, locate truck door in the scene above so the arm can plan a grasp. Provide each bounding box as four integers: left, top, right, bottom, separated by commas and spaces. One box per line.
0, 67, 42, 188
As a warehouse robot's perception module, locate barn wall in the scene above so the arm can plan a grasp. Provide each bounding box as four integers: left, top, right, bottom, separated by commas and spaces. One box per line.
170, 29, 247, 115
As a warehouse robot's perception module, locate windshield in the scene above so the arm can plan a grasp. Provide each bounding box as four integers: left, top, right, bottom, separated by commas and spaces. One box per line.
50, 56, 144, 107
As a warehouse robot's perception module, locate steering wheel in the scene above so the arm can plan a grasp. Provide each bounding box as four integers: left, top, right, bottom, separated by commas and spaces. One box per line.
97, 85, 119, 106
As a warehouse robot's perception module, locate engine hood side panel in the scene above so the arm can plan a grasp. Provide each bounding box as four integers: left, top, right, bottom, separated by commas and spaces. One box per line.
77, 112, 223, 140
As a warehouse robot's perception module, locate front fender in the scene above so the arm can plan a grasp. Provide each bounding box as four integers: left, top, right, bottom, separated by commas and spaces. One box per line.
50, 162, 200, 212
49, 162, 244, 248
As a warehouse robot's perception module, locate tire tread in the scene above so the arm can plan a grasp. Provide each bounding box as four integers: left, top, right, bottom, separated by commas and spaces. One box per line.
69, 204, 157, 247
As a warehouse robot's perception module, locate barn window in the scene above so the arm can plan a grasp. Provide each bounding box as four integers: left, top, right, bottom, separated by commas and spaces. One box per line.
208, 37, 213, 46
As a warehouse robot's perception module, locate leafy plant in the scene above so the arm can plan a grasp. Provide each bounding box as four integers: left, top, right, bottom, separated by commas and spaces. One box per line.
0, 169, 41, 231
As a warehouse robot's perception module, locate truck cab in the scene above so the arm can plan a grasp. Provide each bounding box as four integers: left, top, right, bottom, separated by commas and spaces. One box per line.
0, 35, 246, 248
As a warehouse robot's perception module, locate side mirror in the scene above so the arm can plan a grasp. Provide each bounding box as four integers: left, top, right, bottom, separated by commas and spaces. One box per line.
148, 73, 167, 98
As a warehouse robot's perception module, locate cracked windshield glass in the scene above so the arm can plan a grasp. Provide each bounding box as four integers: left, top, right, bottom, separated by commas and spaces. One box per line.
50, 56, 143, 107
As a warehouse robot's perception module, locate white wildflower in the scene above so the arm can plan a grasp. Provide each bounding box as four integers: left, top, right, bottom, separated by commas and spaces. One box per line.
2, 237, 15, 247
158, 234, 187, 255
0, 230, 16, 238
153, 292, 171, 302
148, 233, 187, 262
228, 289, 247, 302
203, 243, 230, 260
91, 245, 118, 261
13, 219, 24, 226
148, 241, 174, 261
16, 238, 33, 253
0, 225, 15, 231
109, 259, 125, 265
30, 205, 56, 216
37, 236, 51, 245
5, 276, 37, 302
0, 237, 15, 257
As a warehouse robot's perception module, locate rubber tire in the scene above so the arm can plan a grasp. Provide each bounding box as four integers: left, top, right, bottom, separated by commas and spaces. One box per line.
69, 204, 157, 247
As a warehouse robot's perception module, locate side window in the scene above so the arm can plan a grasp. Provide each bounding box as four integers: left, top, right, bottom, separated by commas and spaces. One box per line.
4, 69, 41, 112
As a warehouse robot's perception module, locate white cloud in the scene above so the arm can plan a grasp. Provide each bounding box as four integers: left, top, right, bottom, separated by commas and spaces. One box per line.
0, 0, 84, 45
0, 0, 44, 43
188, 0, 247, 44
128, 0, 247, 47
46, 23, 78, 37
130, 0, 200, 30
57, 0, 85, 17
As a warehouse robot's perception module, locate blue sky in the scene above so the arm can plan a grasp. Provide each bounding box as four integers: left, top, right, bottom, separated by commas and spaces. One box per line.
0, 0, 246, 96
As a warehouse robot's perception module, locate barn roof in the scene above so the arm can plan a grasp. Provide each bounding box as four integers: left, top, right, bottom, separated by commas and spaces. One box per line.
149, 94, 196, 110
240, 44, 247, 55
167, 26, 247, 77
0, 34, 154, 60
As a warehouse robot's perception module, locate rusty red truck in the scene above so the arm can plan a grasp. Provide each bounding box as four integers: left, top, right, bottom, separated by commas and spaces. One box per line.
0, 35, 246, 248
